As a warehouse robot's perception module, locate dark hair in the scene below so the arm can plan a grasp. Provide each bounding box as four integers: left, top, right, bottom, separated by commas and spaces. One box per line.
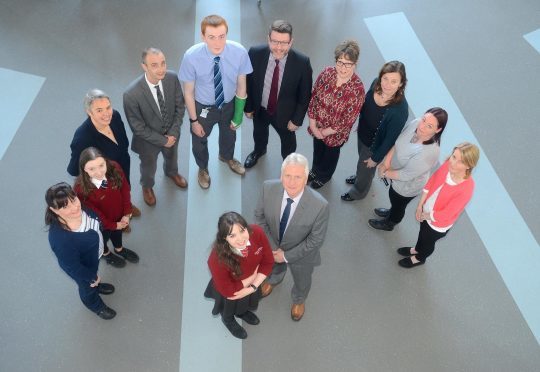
422, 107, 448, 145
374, 60, 407, 105
269, 20, 293, 37
75, 147, 123, 197
142, 47, 164, 64
45, 182, 78, 229
213, 212, 252, 277
334, 39, 360, 64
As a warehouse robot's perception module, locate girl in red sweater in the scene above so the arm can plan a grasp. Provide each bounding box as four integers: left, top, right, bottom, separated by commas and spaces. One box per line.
74, 147, 139, 268
397, 142, 480, 268
205, 212, 274, 339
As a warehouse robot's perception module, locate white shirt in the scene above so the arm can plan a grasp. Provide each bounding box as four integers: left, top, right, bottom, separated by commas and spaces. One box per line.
145, 74, 164, 112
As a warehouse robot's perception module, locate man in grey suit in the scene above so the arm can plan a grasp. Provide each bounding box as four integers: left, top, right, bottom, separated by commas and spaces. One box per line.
255, 153, 329, 321
123, 47, 187, 206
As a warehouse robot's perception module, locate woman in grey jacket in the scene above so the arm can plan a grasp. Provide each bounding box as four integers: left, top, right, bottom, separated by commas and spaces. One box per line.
368, 107, 447, 231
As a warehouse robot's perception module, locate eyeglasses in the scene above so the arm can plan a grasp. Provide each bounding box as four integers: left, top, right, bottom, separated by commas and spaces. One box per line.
336, 60, 355, 69
269, 39, 291, 46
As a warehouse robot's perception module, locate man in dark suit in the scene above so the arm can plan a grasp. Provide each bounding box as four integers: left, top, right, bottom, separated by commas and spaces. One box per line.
123, 48, 186, 206
255, 153, 329, 321
244, 20, 313, 168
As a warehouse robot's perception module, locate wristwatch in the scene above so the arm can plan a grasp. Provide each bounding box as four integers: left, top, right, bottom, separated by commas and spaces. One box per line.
189, 117, 198, 123
249, 284, 258, 291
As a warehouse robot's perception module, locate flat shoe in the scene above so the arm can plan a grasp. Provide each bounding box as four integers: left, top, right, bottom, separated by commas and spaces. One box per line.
222, 318, 247, 339
398, 256, 425, 268
97, 305, 116, 320
101, 252, 126, 268
98, 283, 115, 295
238, 310, 260, 325
374, 208, 390, 218
340, 192, 355, 202
115, 247, 139, 263
345, 175, 356, 184
397, 247, 414, 257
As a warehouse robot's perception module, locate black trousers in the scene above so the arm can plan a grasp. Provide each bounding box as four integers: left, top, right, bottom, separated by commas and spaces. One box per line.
388, 185, 416, 224
311, 137, 342, 183
102, 229, 123, 254
252, 108, 296, 159
414, 220, 448, 262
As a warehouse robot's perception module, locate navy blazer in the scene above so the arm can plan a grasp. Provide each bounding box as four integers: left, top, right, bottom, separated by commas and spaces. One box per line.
245, 46, 312, 128
67, 110, 131, 183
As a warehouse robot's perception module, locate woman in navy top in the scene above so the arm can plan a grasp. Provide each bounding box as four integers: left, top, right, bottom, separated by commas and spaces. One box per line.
45, 182, 116, 319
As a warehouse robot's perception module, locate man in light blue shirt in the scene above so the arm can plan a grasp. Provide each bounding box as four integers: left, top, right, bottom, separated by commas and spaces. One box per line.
179, 14, 253, 189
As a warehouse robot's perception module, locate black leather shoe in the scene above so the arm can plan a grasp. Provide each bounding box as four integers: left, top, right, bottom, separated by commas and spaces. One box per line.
97, 306, 117, 320
397, 247, 414, 257
345, 175, 356, 184
398, 257, 425, 268
310, 179, 326, 189
374, 208, 390, 218
115, 247, 139, 263
238, 310, 260, 325
244, 151, 265, 168
341, 192, 356, 202
368, 218, 395, 231
222, 317, 247, 339
98, 283, 115, 295
101, 252, 126, 268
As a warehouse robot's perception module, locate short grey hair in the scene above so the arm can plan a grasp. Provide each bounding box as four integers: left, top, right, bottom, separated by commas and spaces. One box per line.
281, 153, 309, 177
142, 47, 164, 64
84, 88, 110, 112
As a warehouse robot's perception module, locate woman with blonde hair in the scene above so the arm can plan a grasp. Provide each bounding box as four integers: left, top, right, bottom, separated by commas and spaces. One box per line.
397, 142, 480, 268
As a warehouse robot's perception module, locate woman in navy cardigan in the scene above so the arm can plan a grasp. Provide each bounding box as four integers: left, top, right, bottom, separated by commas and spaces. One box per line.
45, 182, 116, 319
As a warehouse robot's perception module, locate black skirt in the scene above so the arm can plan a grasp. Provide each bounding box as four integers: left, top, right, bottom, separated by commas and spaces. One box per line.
204, 279, 261, 319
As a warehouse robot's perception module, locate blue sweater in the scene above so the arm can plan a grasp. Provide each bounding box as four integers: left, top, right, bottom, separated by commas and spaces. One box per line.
48, 212, 101, 284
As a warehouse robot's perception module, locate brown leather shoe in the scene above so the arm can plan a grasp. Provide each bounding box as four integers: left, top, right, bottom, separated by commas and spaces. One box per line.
291, 303, 305, 321
198, 168, 211, 189
219, 155, 246, 176
142, 187, 156, 206
260, 282, 273, 298
131, 204, 141, 217
169, 173, 188, 188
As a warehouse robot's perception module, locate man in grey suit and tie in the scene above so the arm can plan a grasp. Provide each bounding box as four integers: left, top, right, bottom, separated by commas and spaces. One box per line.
123, 47, 187, 206
255, 153, 329, 321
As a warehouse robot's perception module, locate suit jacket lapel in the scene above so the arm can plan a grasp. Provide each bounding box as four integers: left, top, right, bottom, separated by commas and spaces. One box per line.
141, 78, 162, 120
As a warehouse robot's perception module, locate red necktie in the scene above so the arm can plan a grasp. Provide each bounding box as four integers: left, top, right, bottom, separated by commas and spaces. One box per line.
267, 59, 279, 115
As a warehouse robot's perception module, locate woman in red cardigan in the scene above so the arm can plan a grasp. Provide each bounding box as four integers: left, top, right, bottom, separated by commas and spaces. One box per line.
205, 212, 274, 339
397, 142, 480, 268
74, 147, 139, 268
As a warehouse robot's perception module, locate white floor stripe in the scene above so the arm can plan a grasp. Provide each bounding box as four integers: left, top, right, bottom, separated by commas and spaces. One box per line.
179, 1, 244, 371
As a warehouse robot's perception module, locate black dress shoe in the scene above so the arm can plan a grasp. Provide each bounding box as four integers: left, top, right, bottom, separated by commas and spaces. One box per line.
398, 256, 425, 268
374, 208, 390, 218
310, 179, 326, 189
340, 192, 356, 202
222, 317, 247, 339
97, 305, 117, 320
101, 252, 126, 268
98, 283, 115, 295
238, 310, 260, 325
115, 247, 139, 263
368, 218, 395, 231
244, 151, 265, 168
345, 175, 356, 184
397, 247, 414, 257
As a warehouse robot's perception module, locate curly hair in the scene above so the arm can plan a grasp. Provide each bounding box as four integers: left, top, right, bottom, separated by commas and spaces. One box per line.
213, 212, 252, 278
75, 147, 123, 198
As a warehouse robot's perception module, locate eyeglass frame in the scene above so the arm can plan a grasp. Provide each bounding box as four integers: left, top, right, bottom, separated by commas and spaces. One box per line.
335, 59, 356, 69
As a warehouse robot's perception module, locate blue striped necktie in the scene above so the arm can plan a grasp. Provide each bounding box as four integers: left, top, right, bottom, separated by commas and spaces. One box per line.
100, 180, 108, 189
213, 56, 224, 108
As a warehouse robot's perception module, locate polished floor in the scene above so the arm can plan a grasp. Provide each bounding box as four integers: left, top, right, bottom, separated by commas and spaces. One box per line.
1, 0, 539, 371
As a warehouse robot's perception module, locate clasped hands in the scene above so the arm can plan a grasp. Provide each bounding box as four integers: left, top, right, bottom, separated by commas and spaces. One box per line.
228, 265, 260, 300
